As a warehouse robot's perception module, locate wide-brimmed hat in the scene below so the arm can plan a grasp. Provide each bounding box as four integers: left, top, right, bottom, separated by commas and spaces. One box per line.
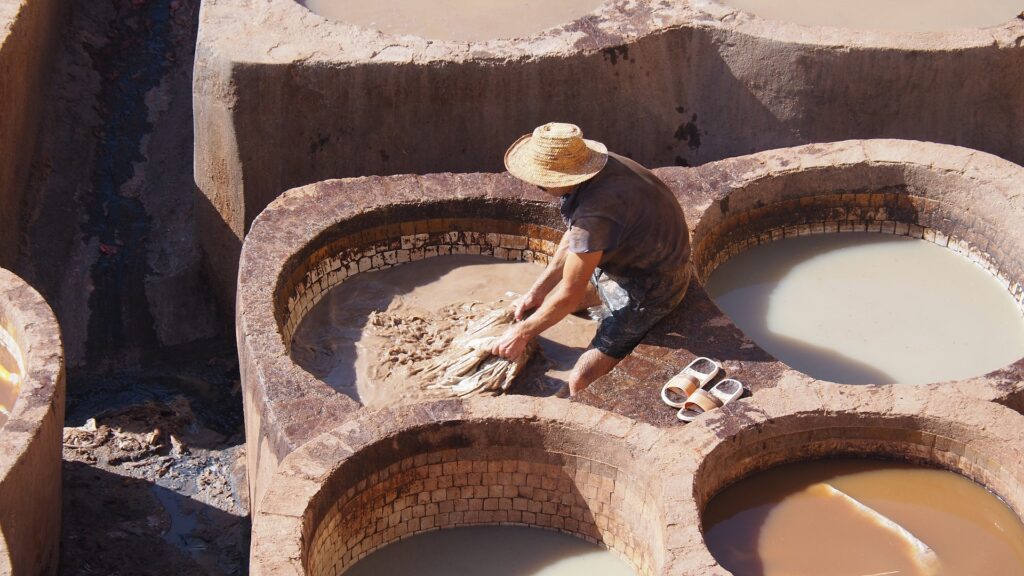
504, 123, 608, 188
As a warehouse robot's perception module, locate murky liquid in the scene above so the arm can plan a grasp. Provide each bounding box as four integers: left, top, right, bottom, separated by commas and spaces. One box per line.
298, 0, 607, 42
292, 255, 596, 408
0, 329, 21, 427
719, 0, 1024, 32
344, 525, 634, 576
704, 459, 1024, 576
706, 234, 1024, 384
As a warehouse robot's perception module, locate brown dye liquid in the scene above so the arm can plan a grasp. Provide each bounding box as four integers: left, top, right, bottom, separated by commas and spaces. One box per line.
706, 234, 1024, 385
0, 332, 20, 428
719, 0, 1024, 32
344, 525, 634, 576
291, 255, 596, 408
704, 459, 1024, 576
298, 0, 607, 42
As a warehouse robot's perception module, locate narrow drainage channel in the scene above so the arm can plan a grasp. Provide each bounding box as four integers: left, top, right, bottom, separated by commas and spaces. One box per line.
81, 0, 178, 364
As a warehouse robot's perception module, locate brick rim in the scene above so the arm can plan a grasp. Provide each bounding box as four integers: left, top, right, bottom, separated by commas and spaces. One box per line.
0, 267, 66, 573
658, 383, 1024, 574
251, 396, 668, 575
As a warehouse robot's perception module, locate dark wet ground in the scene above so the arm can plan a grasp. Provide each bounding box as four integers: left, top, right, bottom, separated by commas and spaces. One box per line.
14, 0, 250, 573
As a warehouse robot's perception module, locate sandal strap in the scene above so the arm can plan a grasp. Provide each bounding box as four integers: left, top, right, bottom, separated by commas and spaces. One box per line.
683, 389, 723, 413
666, 373, 700, 396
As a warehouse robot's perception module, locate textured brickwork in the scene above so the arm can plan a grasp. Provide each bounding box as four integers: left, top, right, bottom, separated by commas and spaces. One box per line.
691, 191, 1021, 311
308, 449, 656, 576
281, 222, 560, 343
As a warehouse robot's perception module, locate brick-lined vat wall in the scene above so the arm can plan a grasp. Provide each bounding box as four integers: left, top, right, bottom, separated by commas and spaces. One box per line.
277, 203, 563, 344
690, 153, 1024, 311
0, 0, 64, 265
195, 0, 1024, 312
0, 268, 65, 575
308, 447, 656, 576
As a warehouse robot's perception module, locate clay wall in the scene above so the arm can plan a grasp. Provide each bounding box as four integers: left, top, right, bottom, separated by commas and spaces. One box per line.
0, 0, 64, 264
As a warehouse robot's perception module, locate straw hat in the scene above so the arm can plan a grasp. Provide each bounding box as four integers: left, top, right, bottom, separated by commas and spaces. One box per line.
504, 123, 608, 188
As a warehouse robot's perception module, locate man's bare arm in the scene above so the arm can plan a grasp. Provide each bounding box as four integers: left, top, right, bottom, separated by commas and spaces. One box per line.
514, 233, 570, 320
493, 249, 602, 359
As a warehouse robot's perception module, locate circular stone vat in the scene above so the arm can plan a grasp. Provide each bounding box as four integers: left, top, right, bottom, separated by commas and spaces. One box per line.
249, 399, 665, 575
656, 385, 1024, 575
716, 0, 1024, 32
705, 232, 1024, 384
238, 173, 575, 508
298, 0, 608, 42
0, 268, 65, 574
690, 140, 1024, 389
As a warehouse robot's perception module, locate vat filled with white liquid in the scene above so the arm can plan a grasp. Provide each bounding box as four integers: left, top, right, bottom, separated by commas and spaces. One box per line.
345, 525, 634, 576
706, 233, 1024, 385
718, 0, 1024, 32
298, 0, 607, 42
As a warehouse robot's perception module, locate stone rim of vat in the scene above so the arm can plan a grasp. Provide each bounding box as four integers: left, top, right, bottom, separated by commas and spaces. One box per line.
217, 0, 1024, 64
237, 139, 1024, 526
248, 386, 1024, 575
0, 268, 65, 574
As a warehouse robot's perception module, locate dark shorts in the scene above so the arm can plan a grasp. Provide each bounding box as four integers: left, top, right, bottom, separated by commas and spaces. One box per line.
589, 266, 691, 359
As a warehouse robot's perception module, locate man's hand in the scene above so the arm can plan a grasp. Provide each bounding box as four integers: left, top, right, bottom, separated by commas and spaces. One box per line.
491, 323, 531, 360
513, 290, 544, 321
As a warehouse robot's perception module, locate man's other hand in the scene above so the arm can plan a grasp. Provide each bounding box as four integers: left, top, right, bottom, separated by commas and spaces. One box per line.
514, 290, 544, 321
491, 324, 531, 359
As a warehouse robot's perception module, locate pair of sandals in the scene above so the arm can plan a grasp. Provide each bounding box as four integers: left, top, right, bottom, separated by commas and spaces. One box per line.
660, 357, 744, 422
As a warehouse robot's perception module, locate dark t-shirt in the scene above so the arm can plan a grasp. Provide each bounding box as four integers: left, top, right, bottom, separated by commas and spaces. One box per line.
559, 152, 690, 277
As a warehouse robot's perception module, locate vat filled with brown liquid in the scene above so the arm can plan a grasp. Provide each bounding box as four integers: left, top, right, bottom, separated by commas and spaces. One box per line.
718, 0, 1024, 32
0, 328, 21, 427
706, 234, 1024, 385
704, 459, 1024, 576
291, 255, 596, 408
298, 0, 607, 42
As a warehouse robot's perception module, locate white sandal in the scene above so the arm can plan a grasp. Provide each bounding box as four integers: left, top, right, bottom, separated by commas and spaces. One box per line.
677, 379, 745, 422
660, 357, 721, 408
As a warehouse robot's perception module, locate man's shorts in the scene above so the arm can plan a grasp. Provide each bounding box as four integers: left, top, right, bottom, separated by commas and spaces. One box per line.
589, 265, 691, 359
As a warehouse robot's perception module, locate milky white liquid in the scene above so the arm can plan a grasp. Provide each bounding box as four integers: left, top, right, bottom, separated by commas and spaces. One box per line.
344, 525, 634, 576
299, 0, 607, 42
719, 0, 1024, 32
705, 234, 1024, 384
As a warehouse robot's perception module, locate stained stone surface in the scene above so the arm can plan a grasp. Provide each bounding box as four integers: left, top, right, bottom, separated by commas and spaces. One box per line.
194, 0, 1024, 313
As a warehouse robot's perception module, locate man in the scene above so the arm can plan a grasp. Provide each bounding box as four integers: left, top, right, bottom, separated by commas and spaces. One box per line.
491, 122, 691, 396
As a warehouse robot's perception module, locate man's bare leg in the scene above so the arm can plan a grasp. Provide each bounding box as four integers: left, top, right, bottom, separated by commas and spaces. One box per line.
575, 282, 602, 313
567, 348, 620, 396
